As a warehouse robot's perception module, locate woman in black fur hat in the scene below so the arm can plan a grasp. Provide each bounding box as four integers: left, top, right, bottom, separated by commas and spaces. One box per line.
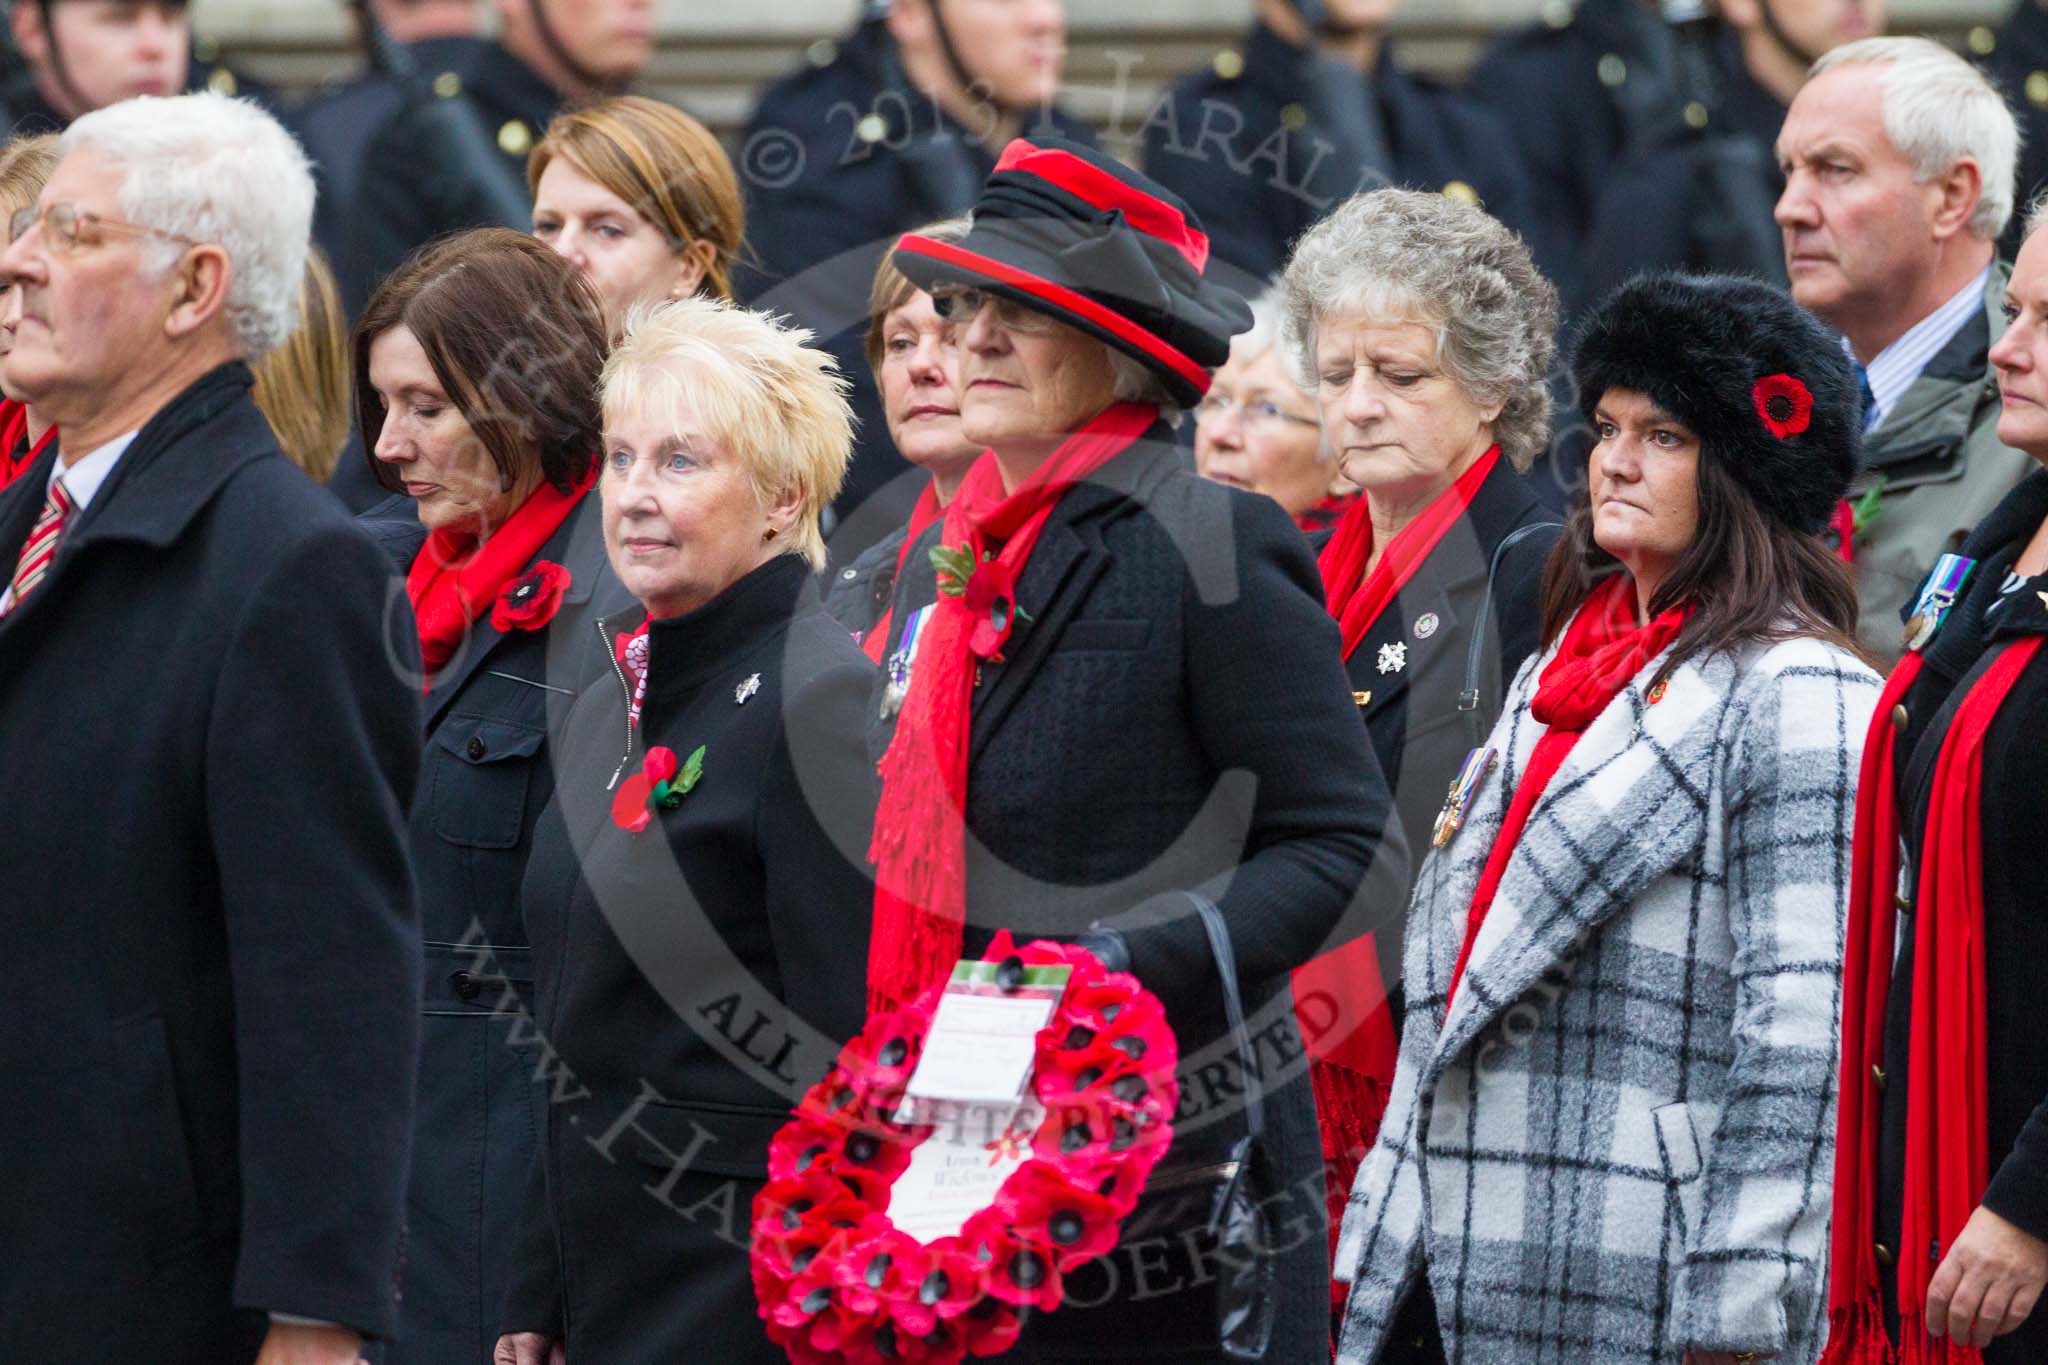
1337, 272, 1882, 1365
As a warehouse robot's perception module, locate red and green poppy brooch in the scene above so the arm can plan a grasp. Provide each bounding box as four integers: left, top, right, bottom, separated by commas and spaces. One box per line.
610, 743, 706, 833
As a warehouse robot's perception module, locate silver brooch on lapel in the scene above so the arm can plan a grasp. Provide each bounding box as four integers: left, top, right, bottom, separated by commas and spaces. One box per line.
1413, 612, 1439, 640
735, 673, 761, 705
1376, 641, 1407, 675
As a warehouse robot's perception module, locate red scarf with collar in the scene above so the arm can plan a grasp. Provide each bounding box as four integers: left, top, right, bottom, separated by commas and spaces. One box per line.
861, 481, 946, 664
1824, 634, 2048, 1365
0, 398, 54, 492
405, 466, 594, 683
866, 403, 1154, 1014
1444, 572, 1690, 1012
1298, 445, 1501, 1290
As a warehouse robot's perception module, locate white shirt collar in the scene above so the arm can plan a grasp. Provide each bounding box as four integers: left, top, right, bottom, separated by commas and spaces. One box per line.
47, 429, 140, 513
1850, 267, 1991, 431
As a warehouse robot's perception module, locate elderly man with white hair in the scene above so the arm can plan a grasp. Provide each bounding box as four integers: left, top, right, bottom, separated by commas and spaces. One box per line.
0, 93, 421, 1364
1776, 34, 2035, 660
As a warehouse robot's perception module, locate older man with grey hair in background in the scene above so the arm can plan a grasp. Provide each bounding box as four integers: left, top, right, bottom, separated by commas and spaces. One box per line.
1776, 34, 2034, 661
0, 92, 420, 1364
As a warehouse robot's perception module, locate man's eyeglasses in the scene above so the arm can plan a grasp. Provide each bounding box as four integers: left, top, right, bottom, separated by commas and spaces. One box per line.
1193, 391, 1322, 436
9, 203, 199, 254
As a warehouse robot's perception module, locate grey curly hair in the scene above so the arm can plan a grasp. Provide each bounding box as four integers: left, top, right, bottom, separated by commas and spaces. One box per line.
1279, 189, 1557, 470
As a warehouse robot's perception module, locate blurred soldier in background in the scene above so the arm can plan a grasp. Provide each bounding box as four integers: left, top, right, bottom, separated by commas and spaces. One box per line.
294, 0, 482, 299
1141, 0, 1539, 291
1, 0, 276, 135
1980, 0, 2048, 256
326, 0, 653, 312
1471, 0, 1881, 316
737, 0, 1094, 550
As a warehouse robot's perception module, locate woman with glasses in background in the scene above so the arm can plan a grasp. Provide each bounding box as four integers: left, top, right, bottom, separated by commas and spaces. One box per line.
1193, 284, 1356, 532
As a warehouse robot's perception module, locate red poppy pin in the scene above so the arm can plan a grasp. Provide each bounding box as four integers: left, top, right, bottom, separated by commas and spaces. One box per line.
491, 560, 571, 633
1752, 373, 1814, 440
609, 743, 706, 832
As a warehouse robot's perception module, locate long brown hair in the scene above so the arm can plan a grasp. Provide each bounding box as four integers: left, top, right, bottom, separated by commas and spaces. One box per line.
1538, 449, 1871, 687
354, 228, 608, 497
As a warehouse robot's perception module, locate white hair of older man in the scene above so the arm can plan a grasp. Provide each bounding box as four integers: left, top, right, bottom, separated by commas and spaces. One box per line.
1811, 36, 2021, 242
62, 91, 313, 359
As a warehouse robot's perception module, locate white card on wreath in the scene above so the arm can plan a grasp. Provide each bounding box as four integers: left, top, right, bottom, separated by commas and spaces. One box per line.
886, 1101, 1039, 1244
901, 960, 1072, 1107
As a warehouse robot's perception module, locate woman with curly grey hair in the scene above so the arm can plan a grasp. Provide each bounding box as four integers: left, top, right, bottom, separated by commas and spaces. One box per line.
1276, 188, 1564, 1324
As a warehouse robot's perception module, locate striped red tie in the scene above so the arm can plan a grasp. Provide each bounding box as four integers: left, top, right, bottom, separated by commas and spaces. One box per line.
4, 477, 73, 613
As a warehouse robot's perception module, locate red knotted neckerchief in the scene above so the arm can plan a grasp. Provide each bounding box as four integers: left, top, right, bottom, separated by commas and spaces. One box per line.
1443, 572, 1691, 1013
1824, 634, 2047, 1365
0, 397, 55, 492
1297, 443, 1502, 1295
1319, 444, 1501, 661
861, 481, 946, 664
405, 463, 595, 684
865, 403, 1156, 1015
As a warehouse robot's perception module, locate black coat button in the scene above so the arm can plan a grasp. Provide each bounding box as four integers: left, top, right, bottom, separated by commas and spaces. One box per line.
450, 971, 481, 1001
466, 735, 486, 760
1891, 703, 1909, 731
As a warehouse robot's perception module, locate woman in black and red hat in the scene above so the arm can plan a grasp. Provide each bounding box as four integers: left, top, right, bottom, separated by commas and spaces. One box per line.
1824, 203, 2048, 1365
869, 136, 1405, 1361
1337, 273, 1879, 1365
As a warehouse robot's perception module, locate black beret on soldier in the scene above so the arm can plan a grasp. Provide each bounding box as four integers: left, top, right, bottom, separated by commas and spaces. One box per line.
1572, 272, 1863, 534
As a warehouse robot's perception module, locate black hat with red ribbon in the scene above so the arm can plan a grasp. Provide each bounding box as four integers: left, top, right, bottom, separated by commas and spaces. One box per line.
1572, 271, 1863, 534
892, 137, 1250, 409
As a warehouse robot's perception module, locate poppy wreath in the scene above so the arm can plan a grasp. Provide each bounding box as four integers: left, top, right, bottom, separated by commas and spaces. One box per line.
750, 932, 1180, 1363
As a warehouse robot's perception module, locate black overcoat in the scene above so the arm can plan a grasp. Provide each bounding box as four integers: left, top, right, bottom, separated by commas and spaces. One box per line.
357, 489, 631, 1365
503, 553, 879, 1360
869, 428, 1403, 1362
1339, 458, 1559, 995
0, 363, 421, 1357
1877, 468, 2048, 1361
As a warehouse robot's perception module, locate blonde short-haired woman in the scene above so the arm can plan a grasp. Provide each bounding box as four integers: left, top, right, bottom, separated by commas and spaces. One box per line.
499, 297, 879, 1365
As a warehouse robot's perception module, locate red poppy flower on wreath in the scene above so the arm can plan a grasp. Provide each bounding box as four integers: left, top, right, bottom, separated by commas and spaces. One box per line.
1751, 373, 1814, 440
490, 559, 571, 632
996, 1159, 1122, 1269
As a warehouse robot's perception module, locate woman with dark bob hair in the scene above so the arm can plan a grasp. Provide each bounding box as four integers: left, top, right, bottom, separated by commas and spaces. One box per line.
866, 136, 1400, 1363
1337, 273, 1881, 1365
354, 227, 633, 1365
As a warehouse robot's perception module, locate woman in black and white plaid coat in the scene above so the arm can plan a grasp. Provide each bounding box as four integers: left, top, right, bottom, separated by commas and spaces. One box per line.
1335, 274, 1884, 1365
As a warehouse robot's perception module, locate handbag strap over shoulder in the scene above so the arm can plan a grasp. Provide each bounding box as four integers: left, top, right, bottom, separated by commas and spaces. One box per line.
1183, 891, 1264, 1144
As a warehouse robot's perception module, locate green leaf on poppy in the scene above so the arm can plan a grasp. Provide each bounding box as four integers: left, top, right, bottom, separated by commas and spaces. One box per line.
676, 744, 706, 794
930, 543, 976, 596
1852, 478, 1886, 535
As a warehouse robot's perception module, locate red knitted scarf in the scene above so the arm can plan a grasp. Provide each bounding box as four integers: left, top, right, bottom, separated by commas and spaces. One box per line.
1444, 572, 1690, 1012
861, 481, 946, 664
865, 404, 1155, 1014
1300, 444, 1501, 1290
405, 466, 594, 683
1824, 634, 2047, 1365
